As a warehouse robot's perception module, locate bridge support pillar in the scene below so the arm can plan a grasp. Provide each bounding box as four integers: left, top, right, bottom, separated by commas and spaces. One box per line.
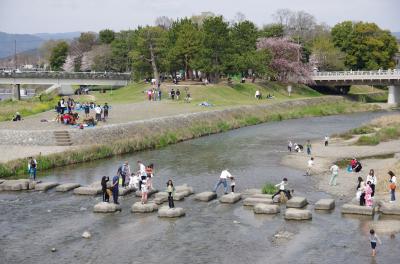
388, 86, 400, 106
12, 84, 21, 100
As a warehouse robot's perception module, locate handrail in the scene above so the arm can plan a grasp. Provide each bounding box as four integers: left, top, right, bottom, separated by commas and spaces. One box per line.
313, 70, 400, 77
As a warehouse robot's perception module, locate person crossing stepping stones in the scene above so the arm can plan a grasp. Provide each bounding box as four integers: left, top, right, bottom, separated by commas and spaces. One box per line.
213, 169, 232, 194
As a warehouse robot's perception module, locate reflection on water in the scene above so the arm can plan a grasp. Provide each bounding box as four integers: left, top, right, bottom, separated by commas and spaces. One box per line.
1, 111, 400, 264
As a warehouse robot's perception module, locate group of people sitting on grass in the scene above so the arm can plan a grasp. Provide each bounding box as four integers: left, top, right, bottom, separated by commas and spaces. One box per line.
254, 90, 274, 100
101, 160, 155, 205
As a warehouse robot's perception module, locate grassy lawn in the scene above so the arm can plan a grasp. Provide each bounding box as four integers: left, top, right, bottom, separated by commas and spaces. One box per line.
0, 93, 59, 122
73, 81, 321, 107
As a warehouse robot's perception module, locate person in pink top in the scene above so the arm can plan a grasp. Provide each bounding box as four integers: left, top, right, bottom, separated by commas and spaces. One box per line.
365, 181, 373, 207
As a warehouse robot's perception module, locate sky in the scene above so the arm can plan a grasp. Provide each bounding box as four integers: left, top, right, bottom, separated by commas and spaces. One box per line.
0, 0, 399, 34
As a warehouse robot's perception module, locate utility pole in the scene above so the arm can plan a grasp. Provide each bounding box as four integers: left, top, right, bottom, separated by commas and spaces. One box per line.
14, 39, 17, 69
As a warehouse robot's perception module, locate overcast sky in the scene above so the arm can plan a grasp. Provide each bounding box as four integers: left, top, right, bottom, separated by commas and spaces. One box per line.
0, 0, 399, 34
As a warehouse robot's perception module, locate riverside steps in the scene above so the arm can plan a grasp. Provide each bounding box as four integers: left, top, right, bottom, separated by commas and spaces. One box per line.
378, 201, 400, 215
341, 204, 374, 216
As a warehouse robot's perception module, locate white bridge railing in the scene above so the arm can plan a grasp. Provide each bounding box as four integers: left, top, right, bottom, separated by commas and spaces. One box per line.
312, 70, 400, 81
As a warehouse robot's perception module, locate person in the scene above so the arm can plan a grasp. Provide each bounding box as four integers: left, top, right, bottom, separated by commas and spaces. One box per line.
272, 178, 291, 200
28, 157, 37, 181
170, 88, 175, 100
324, 135, 329, 146
128, 173, 139, 189
185, 91, 191, 103
305, 157, 314, 176
141, 178, 149, 204
230, 176, 235, 193
94, 105, 102, 122
84, 102, 90, 118
101, 176, 110, 202
329, 163, 339, 186
365, 181, 373, 207
294, 143, 302, 152
288, 140, 293, 152
60, 98, 66, 114
176, 89, 181, 100
158, 89, 162, 101
306, 140, 312, 155
356, 177, 365, 203
213, 169, 232, 194
366, 169, 377, 197
111, 173, 119, 204
255, 90, 261, 100
388, 170, 396, 203
137, 160, 147, 189
146, 163, 154, 190
369, 229, 382, 257
147, 89, 152, 101
12, 112, 21, 121
103, 103, 109, 121
118, 161, 130, 187
353, 160, 362, 173
166, 180, 175, 208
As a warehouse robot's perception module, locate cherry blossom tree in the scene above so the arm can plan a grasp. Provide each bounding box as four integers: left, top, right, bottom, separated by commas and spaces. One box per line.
257, 37, 312, 83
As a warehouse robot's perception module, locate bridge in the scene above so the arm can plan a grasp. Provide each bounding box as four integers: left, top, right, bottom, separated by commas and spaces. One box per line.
311, 70, 400, 105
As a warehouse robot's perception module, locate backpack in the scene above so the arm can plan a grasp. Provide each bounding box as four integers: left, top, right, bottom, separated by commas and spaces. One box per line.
389, 183, 396, 190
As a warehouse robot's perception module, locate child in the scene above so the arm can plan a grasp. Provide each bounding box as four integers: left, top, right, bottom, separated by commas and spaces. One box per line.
305, 157, 314, 176
166, 180, 175, 208
369, 229, 382, 257
128, 173, 139, 189
272, 178, 290, 200
230, 177, 236, 193
141, 179, 148, 204
365, 181, 373, 207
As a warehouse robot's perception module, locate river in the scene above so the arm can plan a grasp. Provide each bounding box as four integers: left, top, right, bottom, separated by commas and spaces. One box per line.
1, 111, 399, 264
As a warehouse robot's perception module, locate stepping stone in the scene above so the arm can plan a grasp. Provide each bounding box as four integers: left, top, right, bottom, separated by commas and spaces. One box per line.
158, 206, 185, 218
341, 204, 374, 215
285, 208, 312, 220
254, 204, 280, 214
155, 192, 168, 199
378, 202, 400, 215
175, 184, 194, 196
315, 199, 335, 210
153, 196, 168, 205
194, 191, 217, 202
74, 181, 102, 195
93, 202, 121, 213
118, 186, 136, 196
35, 182, 59, 191
219, 193, 242, 204
0, 179, 31, 191
242, 188, 262, 196
251, 194, 273, 199
56, 183, 81, 192
173, 192, 185, 201
135, 189, 158, 197
131, 202, 158, 213
286, 197, 308, 208
243, 197, 273, 207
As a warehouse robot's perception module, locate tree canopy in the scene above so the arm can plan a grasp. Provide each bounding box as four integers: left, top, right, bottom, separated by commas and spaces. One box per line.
49, 41, 69, 71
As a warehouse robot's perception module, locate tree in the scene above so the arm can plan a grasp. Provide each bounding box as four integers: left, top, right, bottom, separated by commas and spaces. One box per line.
155, 16, 173, 30
99, 29, 115, 44
260, 24, 285, 38
130, 26, 167, 80
191, 11, 215, 26
91, 45, 113, 72
257, 37, 312, 83
310, 35, 345, 71
197, 16, 231, 83
49, 41, 69, 70
167, 18, 202, 79
77, 32, 97, 52
332, 21, 398, 70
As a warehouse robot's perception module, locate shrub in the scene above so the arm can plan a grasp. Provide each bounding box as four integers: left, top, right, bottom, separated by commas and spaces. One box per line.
356, 135, 380, 145
351, 126, 375, 135
262, 183, 277, 194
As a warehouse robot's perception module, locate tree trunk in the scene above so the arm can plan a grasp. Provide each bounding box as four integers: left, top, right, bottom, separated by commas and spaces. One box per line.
149, 42, 159, 81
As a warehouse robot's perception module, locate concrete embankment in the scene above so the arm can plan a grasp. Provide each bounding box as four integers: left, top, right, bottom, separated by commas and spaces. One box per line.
0, 96, 376, 177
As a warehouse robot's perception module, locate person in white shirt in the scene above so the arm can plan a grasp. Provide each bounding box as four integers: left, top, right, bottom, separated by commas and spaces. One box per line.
213, 169, 232, 194
366, 169, 377, 197
255, 90, 261, 100
272, 178, 291, 200
305, 157, 314, 176
324, 136, 329, 146
128, 173, 139, 189
94, 105, 102, 122
288, 140, 293, 152
329, 163, 339, 186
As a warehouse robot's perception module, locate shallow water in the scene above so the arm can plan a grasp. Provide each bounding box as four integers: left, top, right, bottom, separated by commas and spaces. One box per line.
1, 111, 400, 264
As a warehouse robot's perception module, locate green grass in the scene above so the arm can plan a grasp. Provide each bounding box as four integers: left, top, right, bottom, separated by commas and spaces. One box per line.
355, 135, 380, 145
351, 125, 376, 135
353, 124, 400, 146
0, 93, 59, 121
262, 183, 277, 194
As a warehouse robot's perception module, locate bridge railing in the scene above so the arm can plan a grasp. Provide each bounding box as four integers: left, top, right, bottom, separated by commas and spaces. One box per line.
0, 71, 132, 80
313, 70, 400, 77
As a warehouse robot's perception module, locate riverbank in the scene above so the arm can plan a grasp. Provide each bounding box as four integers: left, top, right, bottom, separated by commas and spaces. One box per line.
281, 114, 400, 204
0, 96, 379, 178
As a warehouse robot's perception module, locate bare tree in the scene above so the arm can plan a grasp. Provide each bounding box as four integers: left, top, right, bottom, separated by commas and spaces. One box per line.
155, 16, 173, 29
234, 12, 246, 23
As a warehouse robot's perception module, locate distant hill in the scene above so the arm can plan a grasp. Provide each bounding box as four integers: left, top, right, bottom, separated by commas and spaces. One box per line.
0, 31, 80, 59
392, 32, 400, 40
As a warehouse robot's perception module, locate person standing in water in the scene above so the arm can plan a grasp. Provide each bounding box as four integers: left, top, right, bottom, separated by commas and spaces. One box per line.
329, 163, 339, 186
369, 229, 382, 257
166, 180, 175, 208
